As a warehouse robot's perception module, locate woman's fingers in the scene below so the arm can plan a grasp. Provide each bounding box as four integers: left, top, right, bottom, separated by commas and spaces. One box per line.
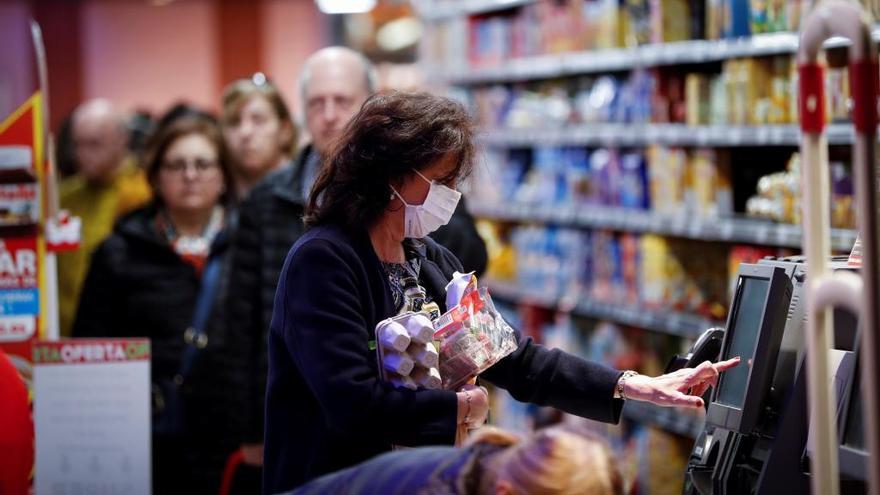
679, 357, 741, 394
633, 357, 743, 410
661, 391, 704, 409
682, 361, 718, 389
691, 382, 711, 398
713, 357, 741, 372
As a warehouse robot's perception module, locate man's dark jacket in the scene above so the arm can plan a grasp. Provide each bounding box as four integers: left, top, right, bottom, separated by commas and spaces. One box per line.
228, 149, 310, 444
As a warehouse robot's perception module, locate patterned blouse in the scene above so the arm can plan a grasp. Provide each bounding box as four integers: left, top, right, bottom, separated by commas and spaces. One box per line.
380, 239, 439, 318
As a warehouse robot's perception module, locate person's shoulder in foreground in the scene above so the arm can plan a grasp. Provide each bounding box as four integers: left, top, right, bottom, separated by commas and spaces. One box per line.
282, 426, 626, 495
285, 446, 464, 495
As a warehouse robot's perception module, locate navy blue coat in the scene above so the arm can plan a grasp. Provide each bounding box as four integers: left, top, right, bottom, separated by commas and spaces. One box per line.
286, 444, 499, 495
263, 224, 624, 494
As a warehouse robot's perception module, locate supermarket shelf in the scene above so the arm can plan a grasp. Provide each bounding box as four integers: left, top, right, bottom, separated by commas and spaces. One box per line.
622, 401, 705, 439
480, 124, 860, 147
486, 279, 721, 339
470, 202, 859, 251
443, 29, 880, 84
416, 0, 536, 20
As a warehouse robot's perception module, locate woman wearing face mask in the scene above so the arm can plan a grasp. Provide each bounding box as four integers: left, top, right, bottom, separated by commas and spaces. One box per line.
73, 116, 240, 494
262, 91, 739, 495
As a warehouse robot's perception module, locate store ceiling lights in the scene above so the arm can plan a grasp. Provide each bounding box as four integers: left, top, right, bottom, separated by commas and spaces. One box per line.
315, 0, 377, 14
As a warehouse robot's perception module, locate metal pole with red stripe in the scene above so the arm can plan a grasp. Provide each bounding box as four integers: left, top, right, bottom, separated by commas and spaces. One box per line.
798, 2, 880, 494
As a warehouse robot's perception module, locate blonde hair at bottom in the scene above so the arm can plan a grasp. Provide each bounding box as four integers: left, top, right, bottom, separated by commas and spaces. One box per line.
488, 426, 624, 495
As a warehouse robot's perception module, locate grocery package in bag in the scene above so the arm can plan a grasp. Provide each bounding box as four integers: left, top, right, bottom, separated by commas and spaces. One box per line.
374, 272, 517, 391
432, 272, 518, 390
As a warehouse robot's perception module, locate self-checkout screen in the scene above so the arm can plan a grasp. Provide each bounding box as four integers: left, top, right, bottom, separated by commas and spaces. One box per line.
717, 277, 770, 408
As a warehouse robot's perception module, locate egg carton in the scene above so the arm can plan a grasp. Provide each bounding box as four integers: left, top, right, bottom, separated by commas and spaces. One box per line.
375, 312, 442, 390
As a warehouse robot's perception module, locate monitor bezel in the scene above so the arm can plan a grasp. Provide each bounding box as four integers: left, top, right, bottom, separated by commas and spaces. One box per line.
707, 263, 792, 434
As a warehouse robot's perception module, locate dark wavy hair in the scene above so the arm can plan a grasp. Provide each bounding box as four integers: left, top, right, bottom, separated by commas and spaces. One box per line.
141, 115, 234, 206
304, 91, 475, 230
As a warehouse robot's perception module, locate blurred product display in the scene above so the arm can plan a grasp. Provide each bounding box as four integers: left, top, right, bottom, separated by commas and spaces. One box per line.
745, 152, 856, 229
472, 144, 856, 233
420, 0, 880, 66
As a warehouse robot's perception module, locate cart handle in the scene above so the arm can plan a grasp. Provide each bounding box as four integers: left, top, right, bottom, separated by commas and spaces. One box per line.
798, 2, 880, 495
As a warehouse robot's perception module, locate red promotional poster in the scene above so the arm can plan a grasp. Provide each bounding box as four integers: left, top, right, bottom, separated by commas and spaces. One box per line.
0, 182, 39, 226
0, 93, 47, 374
1, 16, 52, 494
0, 235, 39, 381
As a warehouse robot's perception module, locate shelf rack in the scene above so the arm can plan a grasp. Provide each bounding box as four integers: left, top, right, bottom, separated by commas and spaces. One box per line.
415, 0, 537, 20
480, 123, 859, 147
426, 26, 880, 85
470, 202, 858, 251
487, 279, 722, 340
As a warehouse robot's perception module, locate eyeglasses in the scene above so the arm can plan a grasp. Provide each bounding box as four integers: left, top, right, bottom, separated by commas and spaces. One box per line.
160, 158, 219, 175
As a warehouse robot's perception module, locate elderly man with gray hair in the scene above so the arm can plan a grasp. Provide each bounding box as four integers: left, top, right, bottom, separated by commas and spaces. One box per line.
296, 47, 377, 199
57, 99, 151, 337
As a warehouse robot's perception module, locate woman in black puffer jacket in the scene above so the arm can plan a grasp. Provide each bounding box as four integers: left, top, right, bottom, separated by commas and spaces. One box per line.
73, 115, 245, 495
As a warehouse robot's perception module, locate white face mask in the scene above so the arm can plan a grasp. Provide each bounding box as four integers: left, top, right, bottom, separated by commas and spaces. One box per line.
391, 170, 462, 239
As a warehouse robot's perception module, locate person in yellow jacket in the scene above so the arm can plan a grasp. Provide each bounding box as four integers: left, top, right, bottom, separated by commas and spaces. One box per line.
57, 99, 151, 336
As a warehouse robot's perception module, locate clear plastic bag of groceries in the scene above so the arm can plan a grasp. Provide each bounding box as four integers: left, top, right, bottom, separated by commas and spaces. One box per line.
432, 272, 518, 390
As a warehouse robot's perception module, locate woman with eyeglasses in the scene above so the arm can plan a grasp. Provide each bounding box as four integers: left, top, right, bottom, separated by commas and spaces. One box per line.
73, 115, 241, 494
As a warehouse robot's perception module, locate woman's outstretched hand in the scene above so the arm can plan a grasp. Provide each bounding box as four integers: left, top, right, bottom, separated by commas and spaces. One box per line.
623, 357, 741, 409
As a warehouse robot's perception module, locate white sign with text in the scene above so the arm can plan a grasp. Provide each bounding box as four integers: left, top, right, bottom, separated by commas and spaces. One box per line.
34, 339, 151, 495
